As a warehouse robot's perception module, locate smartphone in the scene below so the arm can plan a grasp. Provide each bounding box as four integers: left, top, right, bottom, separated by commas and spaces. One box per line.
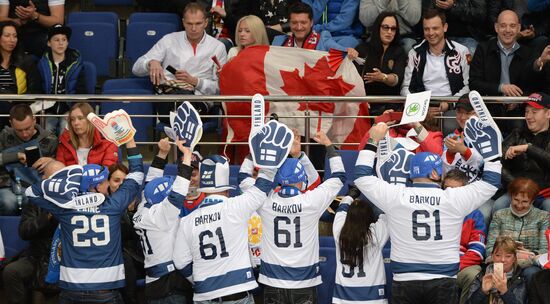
493, 262, 504, 279
25, 146, 41, 167
166, 65, 177, 75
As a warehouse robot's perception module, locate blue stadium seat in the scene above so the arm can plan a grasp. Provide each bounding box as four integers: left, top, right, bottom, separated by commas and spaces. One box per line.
128, 12, 181, 30
318, 247, 336, 304
82, 61, 97, 94
324, 150, 359, 195
68, 22, 118, 77
102, 78, 155, 142
125, 22, 178, 68
67, 12, 118, 27
0, 216, 29, 258
320, 235, 335, 248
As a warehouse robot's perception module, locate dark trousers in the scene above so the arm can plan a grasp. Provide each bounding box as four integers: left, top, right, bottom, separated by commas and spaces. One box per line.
392, 278, 458, 304
2, 256, 36, 304
59, 289, 124, 304
263, 285, 317, 304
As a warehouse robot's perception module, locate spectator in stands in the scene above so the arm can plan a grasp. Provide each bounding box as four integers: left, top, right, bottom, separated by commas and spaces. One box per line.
443, 169, 487, 304
133, 2, 227, 124
259, 0, 300, 42
432, 0, 488, 55
354, 12, 407, 115
271, 2, 354, 52
55, 102, 118, 166
0, 104, 57, 215
30, 24, 85, 137
470, 10, 538, 133
227, 15, 269, 60
183, 151, 204, 211
0, 0, 64, 57
528, 229, 550, 304
401, 9, 470, 134
359, 0, 421, 53
487, 177, 548, 283
533, 43, 550, 93
496, 92, 550, 212
442, 95, 494, 228
2, 160, 59, 304
466, 236, 528, 304
301, 0, 363, 48
0, 21, 41, 127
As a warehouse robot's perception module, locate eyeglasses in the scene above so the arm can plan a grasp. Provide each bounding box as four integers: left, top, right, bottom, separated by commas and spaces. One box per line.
381, 25, 398, 32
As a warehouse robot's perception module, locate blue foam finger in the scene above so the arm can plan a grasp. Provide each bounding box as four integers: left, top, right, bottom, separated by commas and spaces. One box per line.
377, 148, 413, 186
464, 117, 501, 161
249, 120, 294, 168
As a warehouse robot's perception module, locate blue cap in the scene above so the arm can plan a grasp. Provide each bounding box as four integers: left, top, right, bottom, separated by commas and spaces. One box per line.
80, 164, 109, 192
409, 152, 442, 179
144, 176, 175, 205
198, 155, 236, 193
276, 158, 307, 186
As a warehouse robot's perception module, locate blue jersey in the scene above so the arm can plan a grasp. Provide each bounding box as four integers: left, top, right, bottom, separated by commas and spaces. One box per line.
26, 156, 144, 291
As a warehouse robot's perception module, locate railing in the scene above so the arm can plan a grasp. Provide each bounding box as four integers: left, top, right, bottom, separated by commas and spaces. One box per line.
0, 94, 526, 147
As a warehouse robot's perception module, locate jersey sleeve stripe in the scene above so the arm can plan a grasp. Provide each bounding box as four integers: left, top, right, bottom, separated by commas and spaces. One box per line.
144, 261, 176, 278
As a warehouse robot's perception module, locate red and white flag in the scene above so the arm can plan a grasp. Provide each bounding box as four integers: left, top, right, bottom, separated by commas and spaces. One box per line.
220, 45, 369, 160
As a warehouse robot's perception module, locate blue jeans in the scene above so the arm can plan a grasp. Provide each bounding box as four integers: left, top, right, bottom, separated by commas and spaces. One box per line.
59, 289, 124, 304
44, 116, 68, 137
401, 37, 418, 54
449, 37, 478, 55
195, 293, 254, 304
493, 194, 550, 213
477, 199, 494, 230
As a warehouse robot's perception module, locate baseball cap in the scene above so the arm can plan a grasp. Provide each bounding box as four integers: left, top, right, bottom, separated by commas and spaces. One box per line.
526, 92, 550, 109
409, 152, 443, 180
198, 155, 236, 193
455, 94, 474, 112
48, 24, 71, 40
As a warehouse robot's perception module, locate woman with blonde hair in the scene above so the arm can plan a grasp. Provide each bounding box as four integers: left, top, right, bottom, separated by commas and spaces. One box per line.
56, 102, 118, 166
466, 236, 527, 303
227, 15, 269, 60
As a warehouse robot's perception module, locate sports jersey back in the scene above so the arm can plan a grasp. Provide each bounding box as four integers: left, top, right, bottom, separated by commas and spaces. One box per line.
173, 173, 274, 302
258, 155, 345, 289
26, 154, 143, 291
355, 149, 501, 281
332, 198, 389, 304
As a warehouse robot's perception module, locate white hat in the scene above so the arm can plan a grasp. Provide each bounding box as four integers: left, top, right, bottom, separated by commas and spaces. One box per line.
198, 155, 236, 193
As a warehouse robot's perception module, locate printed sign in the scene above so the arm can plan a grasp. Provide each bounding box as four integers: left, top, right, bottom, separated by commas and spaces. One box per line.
251, 93, 265, 133
397, 91, 431, 126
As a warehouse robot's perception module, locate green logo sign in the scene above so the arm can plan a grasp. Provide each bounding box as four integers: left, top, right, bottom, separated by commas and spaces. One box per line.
406, 102, 420, 116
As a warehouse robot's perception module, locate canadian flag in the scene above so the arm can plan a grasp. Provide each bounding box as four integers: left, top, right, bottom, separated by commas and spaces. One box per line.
219, 45, 369, 161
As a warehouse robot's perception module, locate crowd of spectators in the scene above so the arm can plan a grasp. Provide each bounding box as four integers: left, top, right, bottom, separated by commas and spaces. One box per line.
0, 0, 549, 303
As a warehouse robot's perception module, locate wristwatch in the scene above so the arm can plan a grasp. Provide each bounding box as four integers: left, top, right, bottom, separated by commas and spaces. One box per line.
32, 12, 39, 21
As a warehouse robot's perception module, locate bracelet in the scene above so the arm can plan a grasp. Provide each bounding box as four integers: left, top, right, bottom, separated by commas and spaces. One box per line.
33, 12, 39, 21
382, 73, 388, 82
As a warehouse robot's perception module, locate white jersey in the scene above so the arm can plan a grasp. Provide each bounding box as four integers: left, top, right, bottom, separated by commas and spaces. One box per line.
442, 148, 484, 183
173, 169, 275, 301
333, 197, 389, 304
355, 149, 501, 281
258, 155, 345, 289
133, 166, 190, 284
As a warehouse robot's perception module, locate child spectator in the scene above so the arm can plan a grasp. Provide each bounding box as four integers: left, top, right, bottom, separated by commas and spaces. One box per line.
31, 24, 85, 136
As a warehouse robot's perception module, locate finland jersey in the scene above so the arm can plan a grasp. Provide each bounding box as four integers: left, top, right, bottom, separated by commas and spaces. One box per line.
333, 197, 389, 304
354, 149, 501, 281
173, 170, 274, 301
442, 147, 484, 183
26, 156, 144, 291
133, 166, 190, 284
258, 155, 345, 289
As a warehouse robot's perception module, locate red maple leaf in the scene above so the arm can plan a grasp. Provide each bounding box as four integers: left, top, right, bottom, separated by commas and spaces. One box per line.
280, 56, 356, 112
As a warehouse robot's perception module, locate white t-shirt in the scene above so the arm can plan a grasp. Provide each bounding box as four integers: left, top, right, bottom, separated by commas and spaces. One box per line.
76, 147, 91, 165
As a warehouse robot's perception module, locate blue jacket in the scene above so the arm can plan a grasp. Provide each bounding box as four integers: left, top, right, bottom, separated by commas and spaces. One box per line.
302, 0, 364, 38
38, 48, 83, 95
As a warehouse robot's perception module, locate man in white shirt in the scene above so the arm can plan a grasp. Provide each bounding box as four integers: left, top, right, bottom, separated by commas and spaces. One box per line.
401, 9, 470, 134
132, 2, 227, 123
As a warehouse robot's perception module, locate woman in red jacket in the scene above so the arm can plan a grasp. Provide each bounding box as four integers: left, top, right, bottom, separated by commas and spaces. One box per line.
56, 102, 118, 166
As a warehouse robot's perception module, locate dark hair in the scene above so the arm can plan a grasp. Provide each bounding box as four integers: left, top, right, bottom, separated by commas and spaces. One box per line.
9, 104, 33, 121
108, 163, 129, 179
507, 177, 540, 202
363, 12, 401, 75
443, 169, 468, 188
423, 8, 446, 24
183, 2, 206, 19
0, 21, 24, 67
339, 199, 376, 268
288, 2, 313, 21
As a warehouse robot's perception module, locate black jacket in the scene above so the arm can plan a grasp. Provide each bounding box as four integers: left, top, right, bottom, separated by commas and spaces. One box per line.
19, 203, 58, 258
502, 128, 550, 189
470, 38, 537, 96
466, 265, 527, 304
